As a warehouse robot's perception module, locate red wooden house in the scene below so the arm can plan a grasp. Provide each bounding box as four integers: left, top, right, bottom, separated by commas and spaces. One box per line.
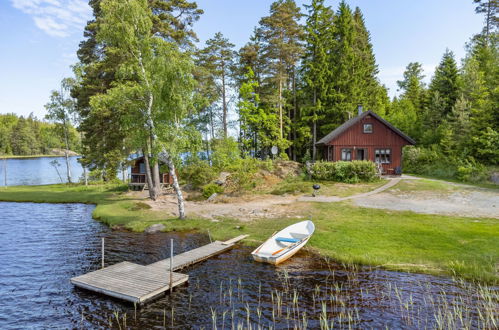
316, 110, 415, 175
129, 156, 174, 190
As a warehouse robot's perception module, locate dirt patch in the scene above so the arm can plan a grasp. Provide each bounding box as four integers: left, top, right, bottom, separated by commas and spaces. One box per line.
353, 180, 499, 218
134, 191, 306, 221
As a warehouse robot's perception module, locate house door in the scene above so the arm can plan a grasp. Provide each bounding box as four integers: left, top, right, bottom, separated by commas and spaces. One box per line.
356, 148, 367, 160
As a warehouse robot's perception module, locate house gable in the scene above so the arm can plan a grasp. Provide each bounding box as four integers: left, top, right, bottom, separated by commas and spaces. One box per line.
316, 110, 415, 146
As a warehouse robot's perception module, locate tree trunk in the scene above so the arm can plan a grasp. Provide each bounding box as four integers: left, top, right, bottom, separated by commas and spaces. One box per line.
160, 151, 185, 220
62, 118, 72, 183
151, 160, 161, 200
279, 76, 283, 139
312, 89, 317, 162
143, 151, 156, 200
209, 108, 215, 140
83, 166, 88, 186
222, 61, 228, 139
292, 68, 297, 161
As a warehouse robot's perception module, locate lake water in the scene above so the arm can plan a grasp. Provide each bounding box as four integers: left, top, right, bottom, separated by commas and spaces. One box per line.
0, 156, 84, 186
0, 202, 496, 329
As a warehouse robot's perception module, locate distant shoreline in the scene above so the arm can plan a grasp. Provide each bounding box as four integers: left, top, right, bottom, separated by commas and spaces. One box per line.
1, 154, 80, 159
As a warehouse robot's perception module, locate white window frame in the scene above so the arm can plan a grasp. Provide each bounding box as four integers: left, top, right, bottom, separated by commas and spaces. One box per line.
341, 148, 352, 161
375, 148, 391, 164
363, 123, 373, 133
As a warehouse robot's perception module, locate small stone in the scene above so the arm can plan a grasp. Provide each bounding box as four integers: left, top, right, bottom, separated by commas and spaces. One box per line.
211, 219, 220, 223
235, 226, 241, 229
207, 193, 218, 202
145, 223, 166, 234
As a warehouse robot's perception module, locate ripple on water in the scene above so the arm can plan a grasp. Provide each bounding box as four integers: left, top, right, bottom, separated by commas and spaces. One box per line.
0, 202, 495, 329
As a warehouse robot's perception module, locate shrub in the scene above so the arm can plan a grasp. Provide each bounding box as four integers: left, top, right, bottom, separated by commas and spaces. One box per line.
180, 159, 217, 188
403, 146, 488, 183
211, 137, 241, 169
310, 161, 378, 183
202, 183, 224, 199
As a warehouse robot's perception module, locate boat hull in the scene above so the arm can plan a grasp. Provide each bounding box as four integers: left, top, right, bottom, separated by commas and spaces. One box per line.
252, 236, 310, 265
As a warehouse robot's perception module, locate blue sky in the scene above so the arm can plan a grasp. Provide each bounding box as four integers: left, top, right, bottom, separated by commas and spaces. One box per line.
0, 0, 484, 119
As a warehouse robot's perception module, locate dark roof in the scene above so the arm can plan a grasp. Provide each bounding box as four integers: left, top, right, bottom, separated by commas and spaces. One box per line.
316, 110, 416, 145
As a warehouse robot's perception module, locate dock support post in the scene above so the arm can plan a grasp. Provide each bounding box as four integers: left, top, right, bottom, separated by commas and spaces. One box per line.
101, 237, 105, 269
170, 238, 173, 294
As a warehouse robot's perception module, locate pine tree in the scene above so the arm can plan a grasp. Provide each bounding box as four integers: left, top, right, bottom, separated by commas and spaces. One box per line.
473, 0, 499, 39
197, 32, 236, 138
259, 0, 304, 155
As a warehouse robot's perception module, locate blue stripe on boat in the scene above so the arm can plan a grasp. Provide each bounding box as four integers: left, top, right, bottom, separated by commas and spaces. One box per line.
275, 237, 300, 243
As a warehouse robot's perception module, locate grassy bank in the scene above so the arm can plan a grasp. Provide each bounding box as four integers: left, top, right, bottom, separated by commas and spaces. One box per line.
1, 154, 80, 159
0, 183, 497, 284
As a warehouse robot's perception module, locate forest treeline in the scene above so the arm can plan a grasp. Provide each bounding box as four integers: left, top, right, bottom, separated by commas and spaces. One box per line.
0, 113, 79, 156
5, 0, 497, 192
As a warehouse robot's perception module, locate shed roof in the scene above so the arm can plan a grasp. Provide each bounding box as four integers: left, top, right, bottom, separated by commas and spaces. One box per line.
316, 110, 416, 145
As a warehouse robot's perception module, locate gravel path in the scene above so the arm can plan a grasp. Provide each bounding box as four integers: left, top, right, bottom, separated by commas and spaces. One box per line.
354, 179, 499, 218
297, 178, 401, 202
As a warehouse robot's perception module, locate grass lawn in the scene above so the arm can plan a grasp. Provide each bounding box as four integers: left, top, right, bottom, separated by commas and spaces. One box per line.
267, 176, 388, 197
0, 183, 497, 284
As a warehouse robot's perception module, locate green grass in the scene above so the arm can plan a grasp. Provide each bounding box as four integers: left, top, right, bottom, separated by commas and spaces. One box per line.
0, 183, 497, 284
388, 179, 458, 192
1, 154, 78, 159
269, 176, 387, 197
406, 173, 499, 190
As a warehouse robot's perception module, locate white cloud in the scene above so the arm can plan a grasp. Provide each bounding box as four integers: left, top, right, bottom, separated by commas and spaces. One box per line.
11, 0, 91, 37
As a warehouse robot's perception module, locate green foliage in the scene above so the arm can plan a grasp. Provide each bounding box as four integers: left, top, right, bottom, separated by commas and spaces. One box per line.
202, 183, 224, 198
310, 160, 378, 183
403, 146, 489, 183
180, 158, 217, 188
211, 137, 241, 169
472, 127, 499, 164
0, 113, 80, 156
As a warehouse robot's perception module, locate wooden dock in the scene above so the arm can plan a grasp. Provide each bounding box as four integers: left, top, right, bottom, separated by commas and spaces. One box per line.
71, 235, 248, 304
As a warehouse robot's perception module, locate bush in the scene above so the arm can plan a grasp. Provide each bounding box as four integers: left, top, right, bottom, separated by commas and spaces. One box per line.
310, 161, 378, 183
211, 137, 241, 169
180, 159, 217, 188
403, 146, 488, 183
202, 183, 224, 199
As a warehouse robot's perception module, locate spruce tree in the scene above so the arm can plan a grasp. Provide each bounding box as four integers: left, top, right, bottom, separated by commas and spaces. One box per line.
301, 0, 334, 160
428, 50, 461, 120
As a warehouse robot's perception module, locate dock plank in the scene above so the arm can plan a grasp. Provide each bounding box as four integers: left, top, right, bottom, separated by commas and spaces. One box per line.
71, 235, 247, 304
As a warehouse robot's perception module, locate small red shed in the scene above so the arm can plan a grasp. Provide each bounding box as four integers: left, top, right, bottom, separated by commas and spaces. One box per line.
129, 156, 174, 189
316, 110, 415, 175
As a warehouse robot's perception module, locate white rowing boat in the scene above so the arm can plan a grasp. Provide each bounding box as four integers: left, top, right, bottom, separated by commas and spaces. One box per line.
251, 220, 315, 265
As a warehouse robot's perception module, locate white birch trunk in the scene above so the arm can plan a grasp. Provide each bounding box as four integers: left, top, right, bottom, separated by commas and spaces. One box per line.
159, 151, 185, 220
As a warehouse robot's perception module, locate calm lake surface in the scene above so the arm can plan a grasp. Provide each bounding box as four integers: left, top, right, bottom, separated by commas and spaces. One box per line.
0, 156, 84, 186
0, 202, 495, 329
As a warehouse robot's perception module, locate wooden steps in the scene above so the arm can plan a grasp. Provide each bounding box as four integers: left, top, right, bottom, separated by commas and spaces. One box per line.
71, 234, 248, 304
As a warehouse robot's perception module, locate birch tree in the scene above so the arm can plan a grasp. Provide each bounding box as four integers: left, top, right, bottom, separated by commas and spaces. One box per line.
92, 0, 194, 219
45, 78, 76, 184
